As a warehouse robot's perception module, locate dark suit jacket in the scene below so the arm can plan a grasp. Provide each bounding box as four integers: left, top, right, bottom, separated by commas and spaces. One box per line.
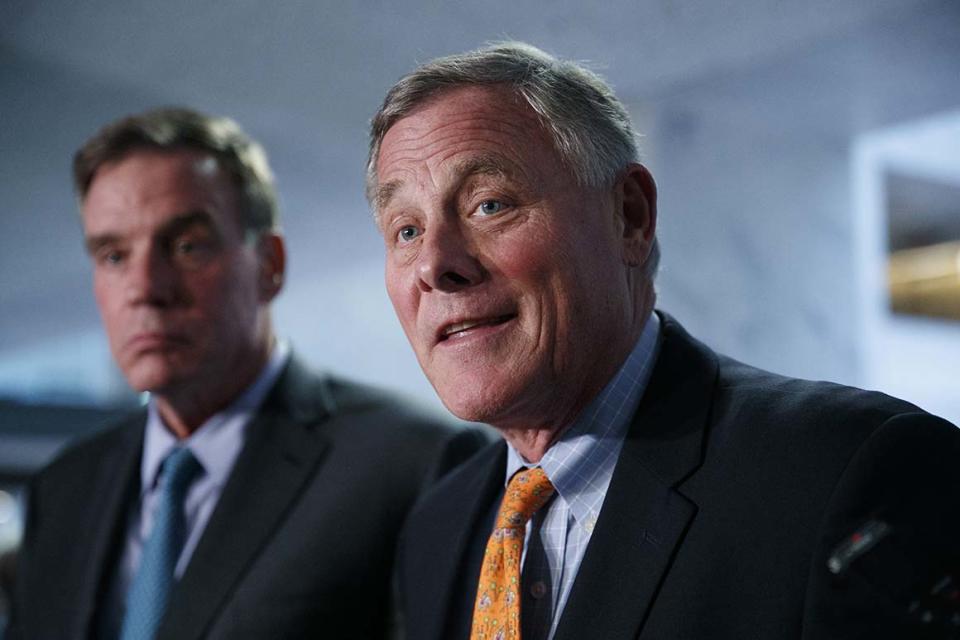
10, 356, 487, 640
398, 313, 960, 640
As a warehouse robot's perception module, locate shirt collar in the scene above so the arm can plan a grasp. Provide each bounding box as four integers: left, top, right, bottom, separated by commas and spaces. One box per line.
140, 340, 291, 493
505, 313, 660, 525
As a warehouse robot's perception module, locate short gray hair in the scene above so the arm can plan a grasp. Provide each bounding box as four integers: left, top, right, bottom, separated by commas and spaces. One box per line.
366, 41, 659, 276
74, 107, 279, 234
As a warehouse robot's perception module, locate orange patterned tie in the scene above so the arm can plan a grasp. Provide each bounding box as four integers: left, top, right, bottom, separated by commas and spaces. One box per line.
470, 466, 555, 640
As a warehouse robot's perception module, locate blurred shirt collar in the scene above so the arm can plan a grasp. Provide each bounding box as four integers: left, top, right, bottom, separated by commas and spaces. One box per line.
140, 339, 290, 493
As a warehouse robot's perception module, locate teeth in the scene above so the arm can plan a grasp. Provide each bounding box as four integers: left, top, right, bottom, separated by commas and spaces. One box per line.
444, 319, 488, 335
442, 315, 513, 337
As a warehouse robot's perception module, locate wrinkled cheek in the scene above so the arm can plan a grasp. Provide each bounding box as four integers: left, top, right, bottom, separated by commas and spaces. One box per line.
387, 289, 421, 347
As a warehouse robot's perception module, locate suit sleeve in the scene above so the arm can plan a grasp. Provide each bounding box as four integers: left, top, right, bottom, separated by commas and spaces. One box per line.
802, 412, 960, 639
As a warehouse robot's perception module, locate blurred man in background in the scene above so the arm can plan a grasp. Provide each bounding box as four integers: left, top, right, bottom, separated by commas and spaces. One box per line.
9, 107, 483, 640
367, 42, 960, 639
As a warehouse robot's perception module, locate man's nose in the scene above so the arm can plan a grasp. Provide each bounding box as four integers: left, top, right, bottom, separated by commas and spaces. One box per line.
126, 246, 180, 306
416, 221, 485, 293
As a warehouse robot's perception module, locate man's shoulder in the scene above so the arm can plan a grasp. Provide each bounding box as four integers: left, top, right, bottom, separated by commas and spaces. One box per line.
32, 411, 144, 487
716, 352, 921, 420
659, 312, 937, 436
656, 312, 957, 481
324, 374, 447, 424
717, 355, 958, 490
310, 371, 467, 441
405, 438, 504, 523
279, 362, 493, 481
711, 350, 947, 451
278, 356, 447, 429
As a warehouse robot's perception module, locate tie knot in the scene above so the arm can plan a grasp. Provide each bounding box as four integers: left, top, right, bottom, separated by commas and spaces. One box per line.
496, 466, 555, 529
161, 447, 203, 497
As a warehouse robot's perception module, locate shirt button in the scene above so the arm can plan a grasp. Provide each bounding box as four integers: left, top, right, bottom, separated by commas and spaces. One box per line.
585, 516, 598, 533
530, 581, 547, 599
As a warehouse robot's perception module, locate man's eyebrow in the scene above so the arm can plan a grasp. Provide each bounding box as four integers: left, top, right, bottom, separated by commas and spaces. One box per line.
84, 233, 119, 255
452, 154, 519, 182
374, 154, 521, 214
374, 181, 402, 213
159, 209, 217, 237
84, 210, 217, 254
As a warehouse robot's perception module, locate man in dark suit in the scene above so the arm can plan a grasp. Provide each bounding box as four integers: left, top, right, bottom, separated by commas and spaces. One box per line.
365, 42, 960, 639
9, 107, 483, 640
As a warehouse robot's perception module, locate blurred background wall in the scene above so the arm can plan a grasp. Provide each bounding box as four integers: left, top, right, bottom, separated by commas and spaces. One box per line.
2, 0, 959, 576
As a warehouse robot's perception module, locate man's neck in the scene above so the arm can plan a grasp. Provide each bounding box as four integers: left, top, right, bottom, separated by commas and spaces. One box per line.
153, 342, 273, 439
497, 303, 657, 463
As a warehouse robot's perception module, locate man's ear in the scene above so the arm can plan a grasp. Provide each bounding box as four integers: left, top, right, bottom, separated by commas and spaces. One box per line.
617, 163, 657, 268
256, 232, 286, 302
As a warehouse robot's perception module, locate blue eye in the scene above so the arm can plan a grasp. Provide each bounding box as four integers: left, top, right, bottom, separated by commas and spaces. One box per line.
398, 226, 421, 243
96, 248, 126, 267
476, 200, 505, 216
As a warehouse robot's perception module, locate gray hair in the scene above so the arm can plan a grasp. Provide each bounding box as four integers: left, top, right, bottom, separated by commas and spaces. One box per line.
74, 107, 279, 234
366, 41, 659, 276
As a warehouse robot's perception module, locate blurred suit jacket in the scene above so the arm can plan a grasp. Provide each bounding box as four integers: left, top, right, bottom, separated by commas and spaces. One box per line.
10, 356, 487, 639
398, 313, 960, 640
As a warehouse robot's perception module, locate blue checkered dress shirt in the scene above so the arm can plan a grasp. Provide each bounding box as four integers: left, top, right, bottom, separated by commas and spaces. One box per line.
504, 313, 660, 640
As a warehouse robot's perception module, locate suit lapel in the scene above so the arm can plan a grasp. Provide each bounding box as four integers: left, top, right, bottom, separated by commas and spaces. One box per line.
412, 442, 505, 640
71, 416, 144, 638
553, 313, 718, 640
157, 357, 332, 640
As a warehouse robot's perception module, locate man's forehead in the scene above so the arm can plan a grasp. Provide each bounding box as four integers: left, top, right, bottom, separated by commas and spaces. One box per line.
374, 86, 553, 202
97, 147, 222, 183
81, 148, 241, 233
385, 84, 541, 142
90, 147, 230, 195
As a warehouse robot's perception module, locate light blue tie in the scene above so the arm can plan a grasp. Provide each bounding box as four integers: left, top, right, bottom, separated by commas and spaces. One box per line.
120, 447, 203, 640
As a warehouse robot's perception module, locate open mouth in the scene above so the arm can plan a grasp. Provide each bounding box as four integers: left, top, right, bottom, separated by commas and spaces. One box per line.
438, 314, 515, 342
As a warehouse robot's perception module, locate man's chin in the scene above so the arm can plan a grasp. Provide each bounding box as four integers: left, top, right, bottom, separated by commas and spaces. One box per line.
122, 365, 189, 397
434, 381, 517, 426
